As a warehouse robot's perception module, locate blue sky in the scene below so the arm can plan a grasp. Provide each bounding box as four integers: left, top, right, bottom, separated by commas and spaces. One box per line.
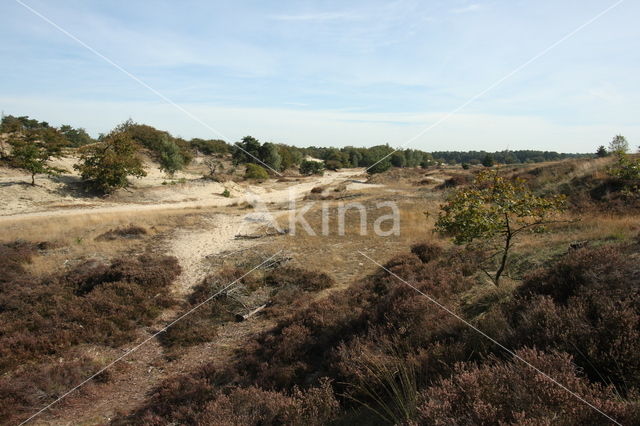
1, 0, 638, 152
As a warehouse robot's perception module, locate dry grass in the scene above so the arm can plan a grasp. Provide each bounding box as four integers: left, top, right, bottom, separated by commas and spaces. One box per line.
0, 208, 209, 277
264, 188, 447, 288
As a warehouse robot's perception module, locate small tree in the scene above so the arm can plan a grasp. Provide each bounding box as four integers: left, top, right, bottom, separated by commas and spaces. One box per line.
435, 170, 565, 285
608, 153, 640, 193
299, 160, 325, 176
481, 153, 494, 167
59, 125, 93, 147
259, 142, 282, 172
244, 163, 269, 180
158, 136, 185, 177
8, 128, 65, 185
608, 134, 629, 154
74, 130, 146, 194
596, 145, 608, 158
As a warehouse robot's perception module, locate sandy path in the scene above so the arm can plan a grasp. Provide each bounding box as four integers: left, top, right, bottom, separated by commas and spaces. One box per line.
168, 214, 256, 296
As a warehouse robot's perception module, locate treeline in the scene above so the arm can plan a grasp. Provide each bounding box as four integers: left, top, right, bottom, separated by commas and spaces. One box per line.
0, 114, 94, 147
431, 150, 590, 165
1, 114, 594, 190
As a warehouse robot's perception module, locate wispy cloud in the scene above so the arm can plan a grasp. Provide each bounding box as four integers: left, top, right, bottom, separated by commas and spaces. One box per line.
270, 12, 357, 22
451, 4, 482, 14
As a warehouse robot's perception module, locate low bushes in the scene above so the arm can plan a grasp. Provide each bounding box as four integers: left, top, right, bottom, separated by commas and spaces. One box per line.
159, 265, 334, 353
95, 225, 147, 241
245, 163, 269, 180
119, 241, 640, 424
417, 349, 640, 425
0, 243, 181, 424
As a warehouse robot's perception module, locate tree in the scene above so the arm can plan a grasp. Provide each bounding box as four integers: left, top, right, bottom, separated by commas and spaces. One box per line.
278, 145, 303, 171
8, 128, 65, 185
245, 163, 269, 180
391, 151, 407, 168
596, 145, 608, 158
608, 135, 629, 154
158, 136, 185, 177
232, 136, 262, 165
325, 160, 341, 171
259, 142, 282, 172
74, 130, 146, 194
190, 138, 229, 155
481, 153, 494, 167
364, 145, 394, 174
59, 125, 93, 147
608, 153, 640, 193
435, 170, 565, 285
299, 160, 325, 176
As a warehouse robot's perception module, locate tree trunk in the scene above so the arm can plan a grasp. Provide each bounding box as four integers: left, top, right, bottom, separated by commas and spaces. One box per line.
31, 173, 35, 186
494, 214, 512, 285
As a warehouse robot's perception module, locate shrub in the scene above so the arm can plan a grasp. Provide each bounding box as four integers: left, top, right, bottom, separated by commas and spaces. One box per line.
74, 130, 146, 194
608, 153, 640, 193
95, 225, 147, 241
118, 376, 338, 425
114, 241, 640, 425
0, 247, 181, 424
0, 356, 107, 424
265, 266, 334, 292
417, 349, 640, 425
325, 160, 341, 171
504, 245, 640, 391
158, 137, 185, 176
245, 163, 269, 180
190, 138, 229, 155
299, 160, 324, 176
222, 189, 231, 197
410, 242, 444, 263
0, 253, 180, 371
437, 173, 472, 188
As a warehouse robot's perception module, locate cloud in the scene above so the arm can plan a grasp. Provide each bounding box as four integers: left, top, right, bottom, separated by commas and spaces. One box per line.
450, 4, 482, 14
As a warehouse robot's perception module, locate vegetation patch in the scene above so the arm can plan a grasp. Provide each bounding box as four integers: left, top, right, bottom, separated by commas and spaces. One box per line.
0, 243, 181, 424
95, 225, 148, 241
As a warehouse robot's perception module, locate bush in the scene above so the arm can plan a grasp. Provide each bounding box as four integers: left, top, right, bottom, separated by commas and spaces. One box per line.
95, 225, 147, 241
417, 349, 640, 425
324, 160, 341, 171
74, 130, 146, 194
158, 137, 185, 176
118, 376, 338, 425
410, 242, 444, 263
299, 160, 324, 176
114, 241, 640, 425
503, 245, 640, 391
245, 163, 269, 180
0, 246, 181, 424
190, 138, 229, 155
265, 266, 334, 292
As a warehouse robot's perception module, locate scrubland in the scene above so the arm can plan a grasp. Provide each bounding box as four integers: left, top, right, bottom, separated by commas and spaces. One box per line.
1, 155, 639, 425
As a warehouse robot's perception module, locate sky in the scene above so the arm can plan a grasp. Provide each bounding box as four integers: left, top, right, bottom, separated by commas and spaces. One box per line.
1, 0, 638, 152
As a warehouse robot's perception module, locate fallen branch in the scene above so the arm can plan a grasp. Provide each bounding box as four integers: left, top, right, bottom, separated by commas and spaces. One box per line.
235, 302, 270, 322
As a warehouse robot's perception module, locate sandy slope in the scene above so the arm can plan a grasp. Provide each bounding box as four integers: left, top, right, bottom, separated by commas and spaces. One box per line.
0, 169, 364, 221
